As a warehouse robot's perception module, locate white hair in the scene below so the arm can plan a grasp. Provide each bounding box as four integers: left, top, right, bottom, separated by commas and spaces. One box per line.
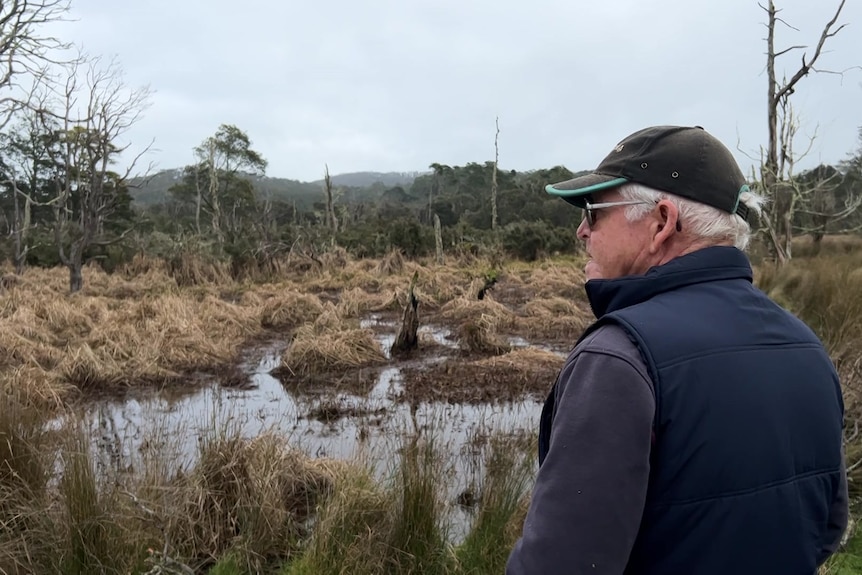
616, 182, 767, 251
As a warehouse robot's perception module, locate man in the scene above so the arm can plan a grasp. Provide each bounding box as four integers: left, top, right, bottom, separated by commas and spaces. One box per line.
506, 125, 848, 574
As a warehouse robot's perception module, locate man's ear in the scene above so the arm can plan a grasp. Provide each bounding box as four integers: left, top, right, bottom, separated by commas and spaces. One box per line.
648, 200, 680, 254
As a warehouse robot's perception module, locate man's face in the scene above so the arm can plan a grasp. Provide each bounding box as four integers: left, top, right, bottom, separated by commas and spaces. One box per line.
576, 190, 656, 281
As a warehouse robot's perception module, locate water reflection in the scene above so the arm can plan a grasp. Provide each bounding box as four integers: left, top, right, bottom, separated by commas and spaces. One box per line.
72, 321, 560, 540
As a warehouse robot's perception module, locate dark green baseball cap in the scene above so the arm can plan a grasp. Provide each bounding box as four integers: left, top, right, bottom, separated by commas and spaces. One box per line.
545, 125, 751, 219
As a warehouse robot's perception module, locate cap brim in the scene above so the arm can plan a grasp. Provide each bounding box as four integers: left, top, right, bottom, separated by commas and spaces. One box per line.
545, 174, 629, 208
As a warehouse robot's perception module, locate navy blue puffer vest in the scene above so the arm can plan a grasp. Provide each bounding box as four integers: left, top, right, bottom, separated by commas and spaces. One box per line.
538, 246, 845, 574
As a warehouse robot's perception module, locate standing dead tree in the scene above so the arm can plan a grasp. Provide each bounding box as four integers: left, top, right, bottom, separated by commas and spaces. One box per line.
391, 271, 420, 357
491, 116, 499, 231
0, 0, 72, 129
758, 0, 858, 263
323, 163, 338, 235
44, 55, 153, 292
1, 179, 34, 273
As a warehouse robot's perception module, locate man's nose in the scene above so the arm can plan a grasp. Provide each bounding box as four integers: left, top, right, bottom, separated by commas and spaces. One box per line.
577, 216, 590, 240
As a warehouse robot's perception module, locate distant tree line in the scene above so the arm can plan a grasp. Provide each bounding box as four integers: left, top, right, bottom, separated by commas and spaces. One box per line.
2, 119, 862, 292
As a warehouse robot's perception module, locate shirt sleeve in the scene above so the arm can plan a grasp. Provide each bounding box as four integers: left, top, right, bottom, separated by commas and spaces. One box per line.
506, 333, 656, 575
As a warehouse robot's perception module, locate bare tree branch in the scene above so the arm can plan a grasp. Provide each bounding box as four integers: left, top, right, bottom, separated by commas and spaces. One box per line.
774, 44, 807, 58
773, 0, 848, 106
0, 1, 75, 127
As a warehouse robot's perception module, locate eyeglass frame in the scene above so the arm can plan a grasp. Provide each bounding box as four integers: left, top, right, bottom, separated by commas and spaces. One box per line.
582, 199, 653, 227
582, 198, 683, 231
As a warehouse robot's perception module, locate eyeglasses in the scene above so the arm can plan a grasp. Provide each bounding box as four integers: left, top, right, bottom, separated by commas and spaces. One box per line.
582, 199, 655, 228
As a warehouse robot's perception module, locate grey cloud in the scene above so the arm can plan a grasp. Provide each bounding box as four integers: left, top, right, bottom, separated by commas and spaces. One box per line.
45, 0, 862, 182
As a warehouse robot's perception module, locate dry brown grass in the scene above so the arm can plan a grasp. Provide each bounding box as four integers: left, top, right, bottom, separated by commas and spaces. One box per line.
375, 249, 405, 277
166, 251, 233, 287
0, 267, 262, 403
277, 307, 388, 377
755, 251, 862, 496
437, 293, 520, 356
526, 262, 587, 300
335, 287, 394, 318
456, 316, 511, 355
401, 348, 565, 404
472, 348, 566, 380
439, 295, 518, 330
519, 297, 593, 341
259, 290, 326, 330
164, 431, 339, 570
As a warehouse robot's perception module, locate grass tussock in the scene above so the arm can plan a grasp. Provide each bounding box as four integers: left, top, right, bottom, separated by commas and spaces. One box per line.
519, 297, 592, 340
58, 427, 127, 574
0, 392, 53, 511
167, 431, 338, 572
167, 251, 233, 287
277, 309, 388, 377
439, 295, 518, 331
259, 291, 326, 330
376, 249, 405, 277
456, 315, 511, 355
526, 262, 587, 300
335, 287, 393, 318
285, 435, 452, 575
439, 295, 519, 355
455, 435, 535, 574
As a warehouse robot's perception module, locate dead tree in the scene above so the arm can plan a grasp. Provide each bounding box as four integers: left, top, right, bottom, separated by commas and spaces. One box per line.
323, 163, 337, 234
205, 140, 222, 241
434, 213, 444, 265
4, 179, 33, 274
391, 271, 420, 357
45, 55, 153, 292
491, 116, 499, 231
759, 0, 857, 263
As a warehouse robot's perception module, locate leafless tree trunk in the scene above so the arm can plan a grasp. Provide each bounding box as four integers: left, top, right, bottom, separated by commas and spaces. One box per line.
206, 141, 222, 241
1, 179, 33, 273
323, 163, 337, 234
193, 165, 203, 235
760, 0, 854, 264
434, 213, 444, 265
491, 116, 499, 231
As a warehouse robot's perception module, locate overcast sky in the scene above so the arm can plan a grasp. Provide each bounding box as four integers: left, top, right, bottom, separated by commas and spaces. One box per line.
44, 0, 862, 182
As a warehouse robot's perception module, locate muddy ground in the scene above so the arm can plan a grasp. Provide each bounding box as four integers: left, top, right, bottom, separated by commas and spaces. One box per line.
268, 271, 585, 406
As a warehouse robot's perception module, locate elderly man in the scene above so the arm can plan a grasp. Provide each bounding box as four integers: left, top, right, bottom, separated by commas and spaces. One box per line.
506, 125, 848, 574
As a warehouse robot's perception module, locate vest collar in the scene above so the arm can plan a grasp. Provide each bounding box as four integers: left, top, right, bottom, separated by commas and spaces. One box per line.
584, 246, 754, 318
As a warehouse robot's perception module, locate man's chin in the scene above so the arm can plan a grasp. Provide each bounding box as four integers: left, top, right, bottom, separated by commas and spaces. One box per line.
584, 260, 603, 281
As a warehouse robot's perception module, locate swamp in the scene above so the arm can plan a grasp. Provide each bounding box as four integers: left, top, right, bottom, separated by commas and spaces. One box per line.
2, 239, 862, 574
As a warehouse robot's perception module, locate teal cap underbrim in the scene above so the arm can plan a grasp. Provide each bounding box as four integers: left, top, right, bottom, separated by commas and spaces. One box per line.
544, 176, 629, 208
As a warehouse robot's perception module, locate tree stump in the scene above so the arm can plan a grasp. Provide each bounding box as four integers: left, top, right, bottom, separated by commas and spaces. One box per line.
477, 275, 497, 300
391, 271, 420, 357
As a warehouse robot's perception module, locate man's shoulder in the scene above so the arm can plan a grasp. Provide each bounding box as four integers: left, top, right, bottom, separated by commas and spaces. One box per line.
569, 323, 652, 381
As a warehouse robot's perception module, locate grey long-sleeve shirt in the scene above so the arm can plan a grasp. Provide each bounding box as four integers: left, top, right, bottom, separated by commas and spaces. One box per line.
506, 324, 849, 574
